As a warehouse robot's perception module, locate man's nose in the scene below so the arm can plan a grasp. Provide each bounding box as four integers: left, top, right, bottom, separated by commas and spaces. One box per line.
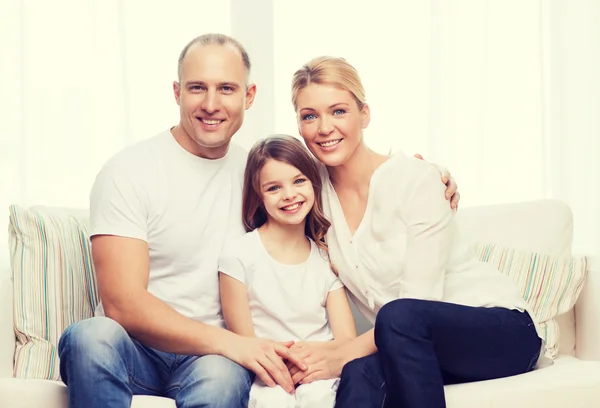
201, 89, 219, 113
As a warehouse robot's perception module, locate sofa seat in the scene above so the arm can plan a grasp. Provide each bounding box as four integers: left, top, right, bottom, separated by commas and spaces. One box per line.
0, 378, 176, 408
2, 356, 600, 408
445, 356, 600, 407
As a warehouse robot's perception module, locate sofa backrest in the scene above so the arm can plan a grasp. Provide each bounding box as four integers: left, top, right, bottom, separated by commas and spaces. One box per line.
456, 199, 576, 356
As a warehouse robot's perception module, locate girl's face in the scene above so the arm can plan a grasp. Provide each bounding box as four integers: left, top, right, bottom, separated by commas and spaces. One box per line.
296, 83, 370, 167
259, 159, 315, 228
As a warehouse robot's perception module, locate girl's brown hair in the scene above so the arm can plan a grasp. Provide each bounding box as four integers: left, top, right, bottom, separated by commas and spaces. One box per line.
242, 135, 332, 257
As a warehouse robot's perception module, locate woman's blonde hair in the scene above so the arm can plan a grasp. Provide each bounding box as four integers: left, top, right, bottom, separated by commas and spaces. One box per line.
291, 56, 366, 111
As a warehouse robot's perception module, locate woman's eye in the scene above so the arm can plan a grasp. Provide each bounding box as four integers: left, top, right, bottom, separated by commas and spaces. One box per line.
333, 109, 346, 115
302, 114, 316, 121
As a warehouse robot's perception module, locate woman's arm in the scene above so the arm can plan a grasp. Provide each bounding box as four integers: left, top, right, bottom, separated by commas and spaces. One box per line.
399, 163, 455, 301
219, 272, 256, 337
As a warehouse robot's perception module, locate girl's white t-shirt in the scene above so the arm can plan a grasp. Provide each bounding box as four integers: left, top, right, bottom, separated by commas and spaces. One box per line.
218, 229, 344, 342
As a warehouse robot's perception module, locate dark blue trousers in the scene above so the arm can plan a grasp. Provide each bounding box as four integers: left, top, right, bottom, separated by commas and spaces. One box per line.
335, 299, 541, 408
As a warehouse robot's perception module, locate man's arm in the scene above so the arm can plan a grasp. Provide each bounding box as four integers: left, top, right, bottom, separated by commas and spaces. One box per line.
93, 235, 230, 355
93, 235, 304, 393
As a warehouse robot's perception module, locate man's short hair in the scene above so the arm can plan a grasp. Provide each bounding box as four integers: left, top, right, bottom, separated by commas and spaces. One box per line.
177, 33, 251, 81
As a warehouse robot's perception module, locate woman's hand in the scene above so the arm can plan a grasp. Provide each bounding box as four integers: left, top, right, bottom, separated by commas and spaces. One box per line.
287, 342, 346, 384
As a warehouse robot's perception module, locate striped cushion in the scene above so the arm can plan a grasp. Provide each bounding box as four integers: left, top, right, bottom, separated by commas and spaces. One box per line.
8, 205, 98, 380
476, 243, 587, 358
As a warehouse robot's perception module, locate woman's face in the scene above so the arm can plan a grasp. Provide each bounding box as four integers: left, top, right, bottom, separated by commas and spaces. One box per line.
296, 83, 369, 167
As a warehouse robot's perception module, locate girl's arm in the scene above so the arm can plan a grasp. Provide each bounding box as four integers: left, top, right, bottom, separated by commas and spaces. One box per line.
219, 272, 256, 337
324, 287, 357, 347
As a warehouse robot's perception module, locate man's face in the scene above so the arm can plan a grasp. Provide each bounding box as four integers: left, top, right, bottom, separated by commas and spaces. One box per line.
173, 43, 256, 158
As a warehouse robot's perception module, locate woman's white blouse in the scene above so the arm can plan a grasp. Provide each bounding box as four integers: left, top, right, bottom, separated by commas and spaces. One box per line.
321, 152, 536, 331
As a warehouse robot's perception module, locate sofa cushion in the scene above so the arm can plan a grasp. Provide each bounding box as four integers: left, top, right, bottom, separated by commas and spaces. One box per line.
457, 200, 577, 355
476, 243, 587, 358
8, 205, 98, 380
0, 379, 176, 408
445, 356, 600, 407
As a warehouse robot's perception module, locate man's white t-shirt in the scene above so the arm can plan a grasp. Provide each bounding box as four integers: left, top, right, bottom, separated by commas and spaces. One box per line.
90, 129, 247, 327
218, 229, 344, 342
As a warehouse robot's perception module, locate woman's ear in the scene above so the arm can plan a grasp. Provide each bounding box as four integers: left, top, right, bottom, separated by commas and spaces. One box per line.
361, 103, 371, 129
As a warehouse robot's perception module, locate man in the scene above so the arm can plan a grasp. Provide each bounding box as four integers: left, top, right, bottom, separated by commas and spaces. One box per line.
58, 33, 459, 408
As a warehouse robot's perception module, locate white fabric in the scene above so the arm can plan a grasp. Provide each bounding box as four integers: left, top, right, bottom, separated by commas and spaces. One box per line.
321, 153, 538, 337
248, 378, 338, 408
219, 230, 343, 342
445, 356, 600, 408
90, 129, 247, 326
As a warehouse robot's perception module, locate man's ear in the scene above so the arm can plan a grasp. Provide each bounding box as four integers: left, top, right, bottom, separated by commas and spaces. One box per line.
361, 103, 371, 129
245, 83, 257, 110
173, 81, 182, 105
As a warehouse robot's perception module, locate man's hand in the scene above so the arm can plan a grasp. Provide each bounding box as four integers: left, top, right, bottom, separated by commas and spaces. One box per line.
224, 336, 306, 394
414, 154, 460, 209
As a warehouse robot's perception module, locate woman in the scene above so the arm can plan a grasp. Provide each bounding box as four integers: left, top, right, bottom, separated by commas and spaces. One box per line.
286, 56, 543, 408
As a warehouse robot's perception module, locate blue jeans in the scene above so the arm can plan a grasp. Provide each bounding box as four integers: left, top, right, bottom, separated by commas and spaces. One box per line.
58, 317, 252, 408
335, 299, 541, 408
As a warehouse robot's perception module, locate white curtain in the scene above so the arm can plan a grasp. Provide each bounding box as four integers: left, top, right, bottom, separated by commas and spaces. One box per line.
0, 0, 232, 263
2, 1, 598, 262
272, 0, 600, 257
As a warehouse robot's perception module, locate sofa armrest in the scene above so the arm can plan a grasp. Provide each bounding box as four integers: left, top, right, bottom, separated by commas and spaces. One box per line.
575, 256, 600, 360
0, 267, 14, 377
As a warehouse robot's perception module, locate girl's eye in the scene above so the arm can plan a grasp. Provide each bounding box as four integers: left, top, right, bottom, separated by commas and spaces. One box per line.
267, 185, 280, 192
333, 109, 346, 115
302, 114, 316, 121
294, 178, 307, 184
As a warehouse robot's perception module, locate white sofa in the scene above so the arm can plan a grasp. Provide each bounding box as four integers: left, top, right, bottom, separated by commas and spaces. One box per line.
1, 199, 600, 407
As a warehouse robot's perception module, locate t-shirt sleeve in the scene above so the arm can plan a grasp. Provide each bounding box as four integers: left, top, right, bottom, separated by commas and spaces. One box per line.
218, 244, 246, 284
327, 272, 344, 293
90, 164, 148, 241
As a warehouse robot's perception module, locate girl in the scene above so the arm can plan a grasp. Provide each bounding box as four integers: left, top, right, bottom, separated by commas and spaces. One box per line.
283, 57, 543, 408
218, 135, 357, 408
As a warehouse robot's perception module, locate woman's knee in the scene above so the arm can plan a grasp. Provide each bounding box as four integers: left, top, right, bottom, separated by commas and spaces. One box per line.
374, 299, 433, 349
